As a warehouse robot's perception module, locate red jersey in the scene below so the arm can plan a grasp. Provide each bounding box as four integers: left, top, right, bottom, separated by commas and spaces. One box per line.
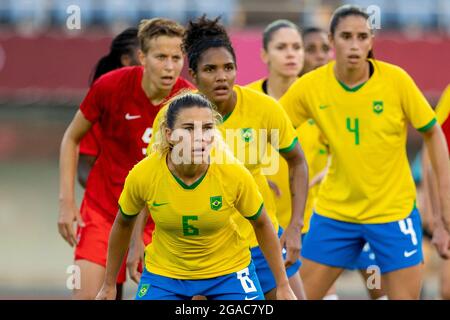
79, 123, 101, 157
79, 66, 194, 217
443, 116, 450, 155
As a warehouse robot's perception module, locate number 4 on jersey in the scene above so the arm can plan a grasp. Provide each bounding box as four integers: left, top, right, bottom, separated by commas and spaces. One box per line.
346, 117, 360, 145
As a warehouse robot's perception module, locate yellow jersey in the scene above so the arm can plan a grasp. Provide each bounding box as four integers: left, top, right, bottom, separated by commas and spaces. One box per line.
119, 149, 264, 279
149, 85, 298, 247
246, 79, 329, 232
436, 85, 450, 125
280, 59, 436, 224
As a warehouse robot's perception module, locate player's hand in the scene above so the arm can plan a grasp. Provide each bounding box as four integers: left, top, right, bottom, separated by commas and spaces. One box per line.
58, 200, 84, 247
268, 180, 281, 197
279, 224, 301, 268
431, 224, 450, 259
275, 282, 297, 300
95, 284, 116, 300
127, 238, 145, 284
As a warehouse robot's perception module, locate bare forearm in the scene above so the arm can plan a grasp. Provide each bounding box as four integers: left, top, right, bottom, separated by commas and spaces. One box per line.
252, 215, 289, 286
424, 126, 450, 228
104, 214, 136, 286
59, 132, 79, 203
287, 159, 308, 230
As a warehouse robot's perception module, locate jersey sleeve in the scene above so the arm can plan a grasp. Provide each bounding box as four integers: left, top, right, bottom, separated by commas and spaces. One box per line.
397, 68, 436, 132
79, 124, 101, 156
118, 164, 146, 218
279, 77, 311, 128
266, 98, 299, 153
436, 85, 450, 125
234, 165, 264, 220
79, 77, 108, 124
146, 104, 168, 156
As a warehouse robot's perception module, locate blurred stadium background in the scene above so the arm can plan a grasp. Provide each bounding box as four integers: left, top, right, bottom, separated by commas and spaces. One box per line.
0, 0, 449, 299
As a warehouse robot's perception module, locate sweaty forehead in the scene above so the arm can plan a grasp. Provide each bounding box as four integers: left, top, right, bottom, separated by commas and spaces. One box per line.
198, 47, 235, 66
336, 15, 370, 33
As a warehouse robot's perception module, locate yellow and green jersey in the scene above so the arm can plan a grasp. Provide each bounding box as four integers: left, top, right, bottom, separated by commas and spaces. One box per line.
149, 85, 298, 247
280, 59, 436, 224
119, 149, 263, 279
246, 79, 329, 233
436, 85, 450, 125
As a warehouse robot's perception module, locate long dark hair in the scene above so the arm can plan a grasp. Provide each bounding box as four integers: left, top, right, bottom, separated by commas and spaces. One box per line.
329, 5, 374, 59
89, 27, 139, 86
183, 15, 236, 73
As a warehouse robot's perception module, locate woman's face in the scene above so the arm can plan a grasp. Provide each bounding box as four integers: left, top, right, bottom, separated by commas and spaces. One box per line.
190, 47, 236, 106
166, 106, 215, 164
139, 35, 184, 92
262, 27, 304, 78
330, 15, 373, 71
303, 31, 332, 74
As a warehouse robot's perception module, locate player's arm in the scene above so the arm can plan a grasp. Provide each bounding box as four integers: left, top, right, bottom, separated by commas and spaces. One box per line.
422, 125, 450, 259
279, 142, 308, 267
127, 207, 149, 283
249, 208, 296, 300
58, 110, 92, 246
96, 209, 138, 300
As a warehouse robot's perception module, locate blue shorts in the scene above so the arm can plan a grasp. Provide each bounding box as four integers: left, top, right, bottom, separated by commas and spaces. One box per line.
301, 208, 423, 274
251, 227, 301, 294
135, 261, 264, 300
300, 235, 378, 270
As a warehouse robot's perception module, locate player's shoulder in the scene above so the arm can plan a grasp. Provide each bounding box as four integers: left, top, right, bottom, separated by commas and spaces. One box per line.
174, 77, 195, 91
129, 152, 162, 180
372, 59, 409, 78
211, 148, 252, 180
92, 66, 142, 90
245, 79, 265, 94
237, 85, 281, 110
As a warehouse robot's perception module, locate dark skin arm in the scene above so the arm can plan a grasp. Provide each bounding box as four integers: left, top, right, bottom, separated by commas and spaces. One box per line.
279, 143, 309, 267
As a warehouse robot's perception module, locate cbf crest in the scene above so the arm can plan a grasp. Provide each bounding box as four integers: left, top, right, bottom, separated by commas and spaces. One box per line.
210, 196, 223, 211
373, 101, 384, 114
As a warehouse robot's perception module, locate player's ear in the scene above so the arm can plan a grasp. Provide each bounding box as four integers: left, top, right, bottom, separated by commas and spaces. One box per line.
328, 32, 334, 49
120, 54, 132, 67
260, 48, 269, 65
138, 49, 146, 66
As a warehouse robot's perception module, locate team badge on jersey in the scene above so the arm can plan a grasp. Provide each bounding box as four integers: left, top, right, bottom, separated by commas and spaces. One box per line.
241, 128, 254, 143
138, 284, 150, 298
373, 101, 384, 114
210, 196, 223, 211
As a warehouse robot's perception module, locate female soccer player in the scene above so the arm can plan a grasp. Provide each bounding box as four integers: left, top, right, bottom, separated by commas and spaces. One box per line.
280, 5, 450, 299
78, 27, 140, 188
58, 18, 193, 300
147, 16, 309, 300
299, 27, 332, 77
95, 93, 297, 300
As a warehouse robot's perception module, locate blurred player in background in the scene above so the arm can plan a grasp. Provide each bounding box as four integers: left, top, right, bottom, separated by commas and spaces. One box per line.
95, 93, 296, 300
58, 18, 193, 300
76, 27, 140, 299
147, 16, 309, 299
77, 27, 140, 189
281, 5, 450, 299
422, 84, 450, 299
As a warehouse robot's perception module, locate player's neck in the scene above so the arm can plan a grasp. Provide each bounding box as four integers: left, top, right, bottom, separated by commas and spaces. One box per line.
266, 73, 297, 100
215, 90, 237, 118
334, 60, 369, 88
141, 76, 171, 106
167, 155, 209, 185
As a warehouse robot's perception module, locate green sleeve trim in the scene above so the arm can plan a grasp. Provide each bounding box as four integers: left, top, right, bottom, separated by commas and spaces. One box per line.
118, 205, 138, 221
278, 137, 299, 153
417, 118, 437, 132
246, 203, 264, 221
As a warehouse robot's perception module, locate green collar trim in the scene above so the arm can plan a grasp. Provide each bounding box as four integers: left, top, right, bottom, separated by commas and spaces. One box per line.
170, 168, 208, 190
338, 79, 367, 92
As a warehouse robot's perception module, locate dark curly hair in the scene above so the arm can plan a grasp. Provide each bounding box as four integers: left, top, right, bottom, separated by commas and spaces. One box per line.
183, 15, 236, 72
